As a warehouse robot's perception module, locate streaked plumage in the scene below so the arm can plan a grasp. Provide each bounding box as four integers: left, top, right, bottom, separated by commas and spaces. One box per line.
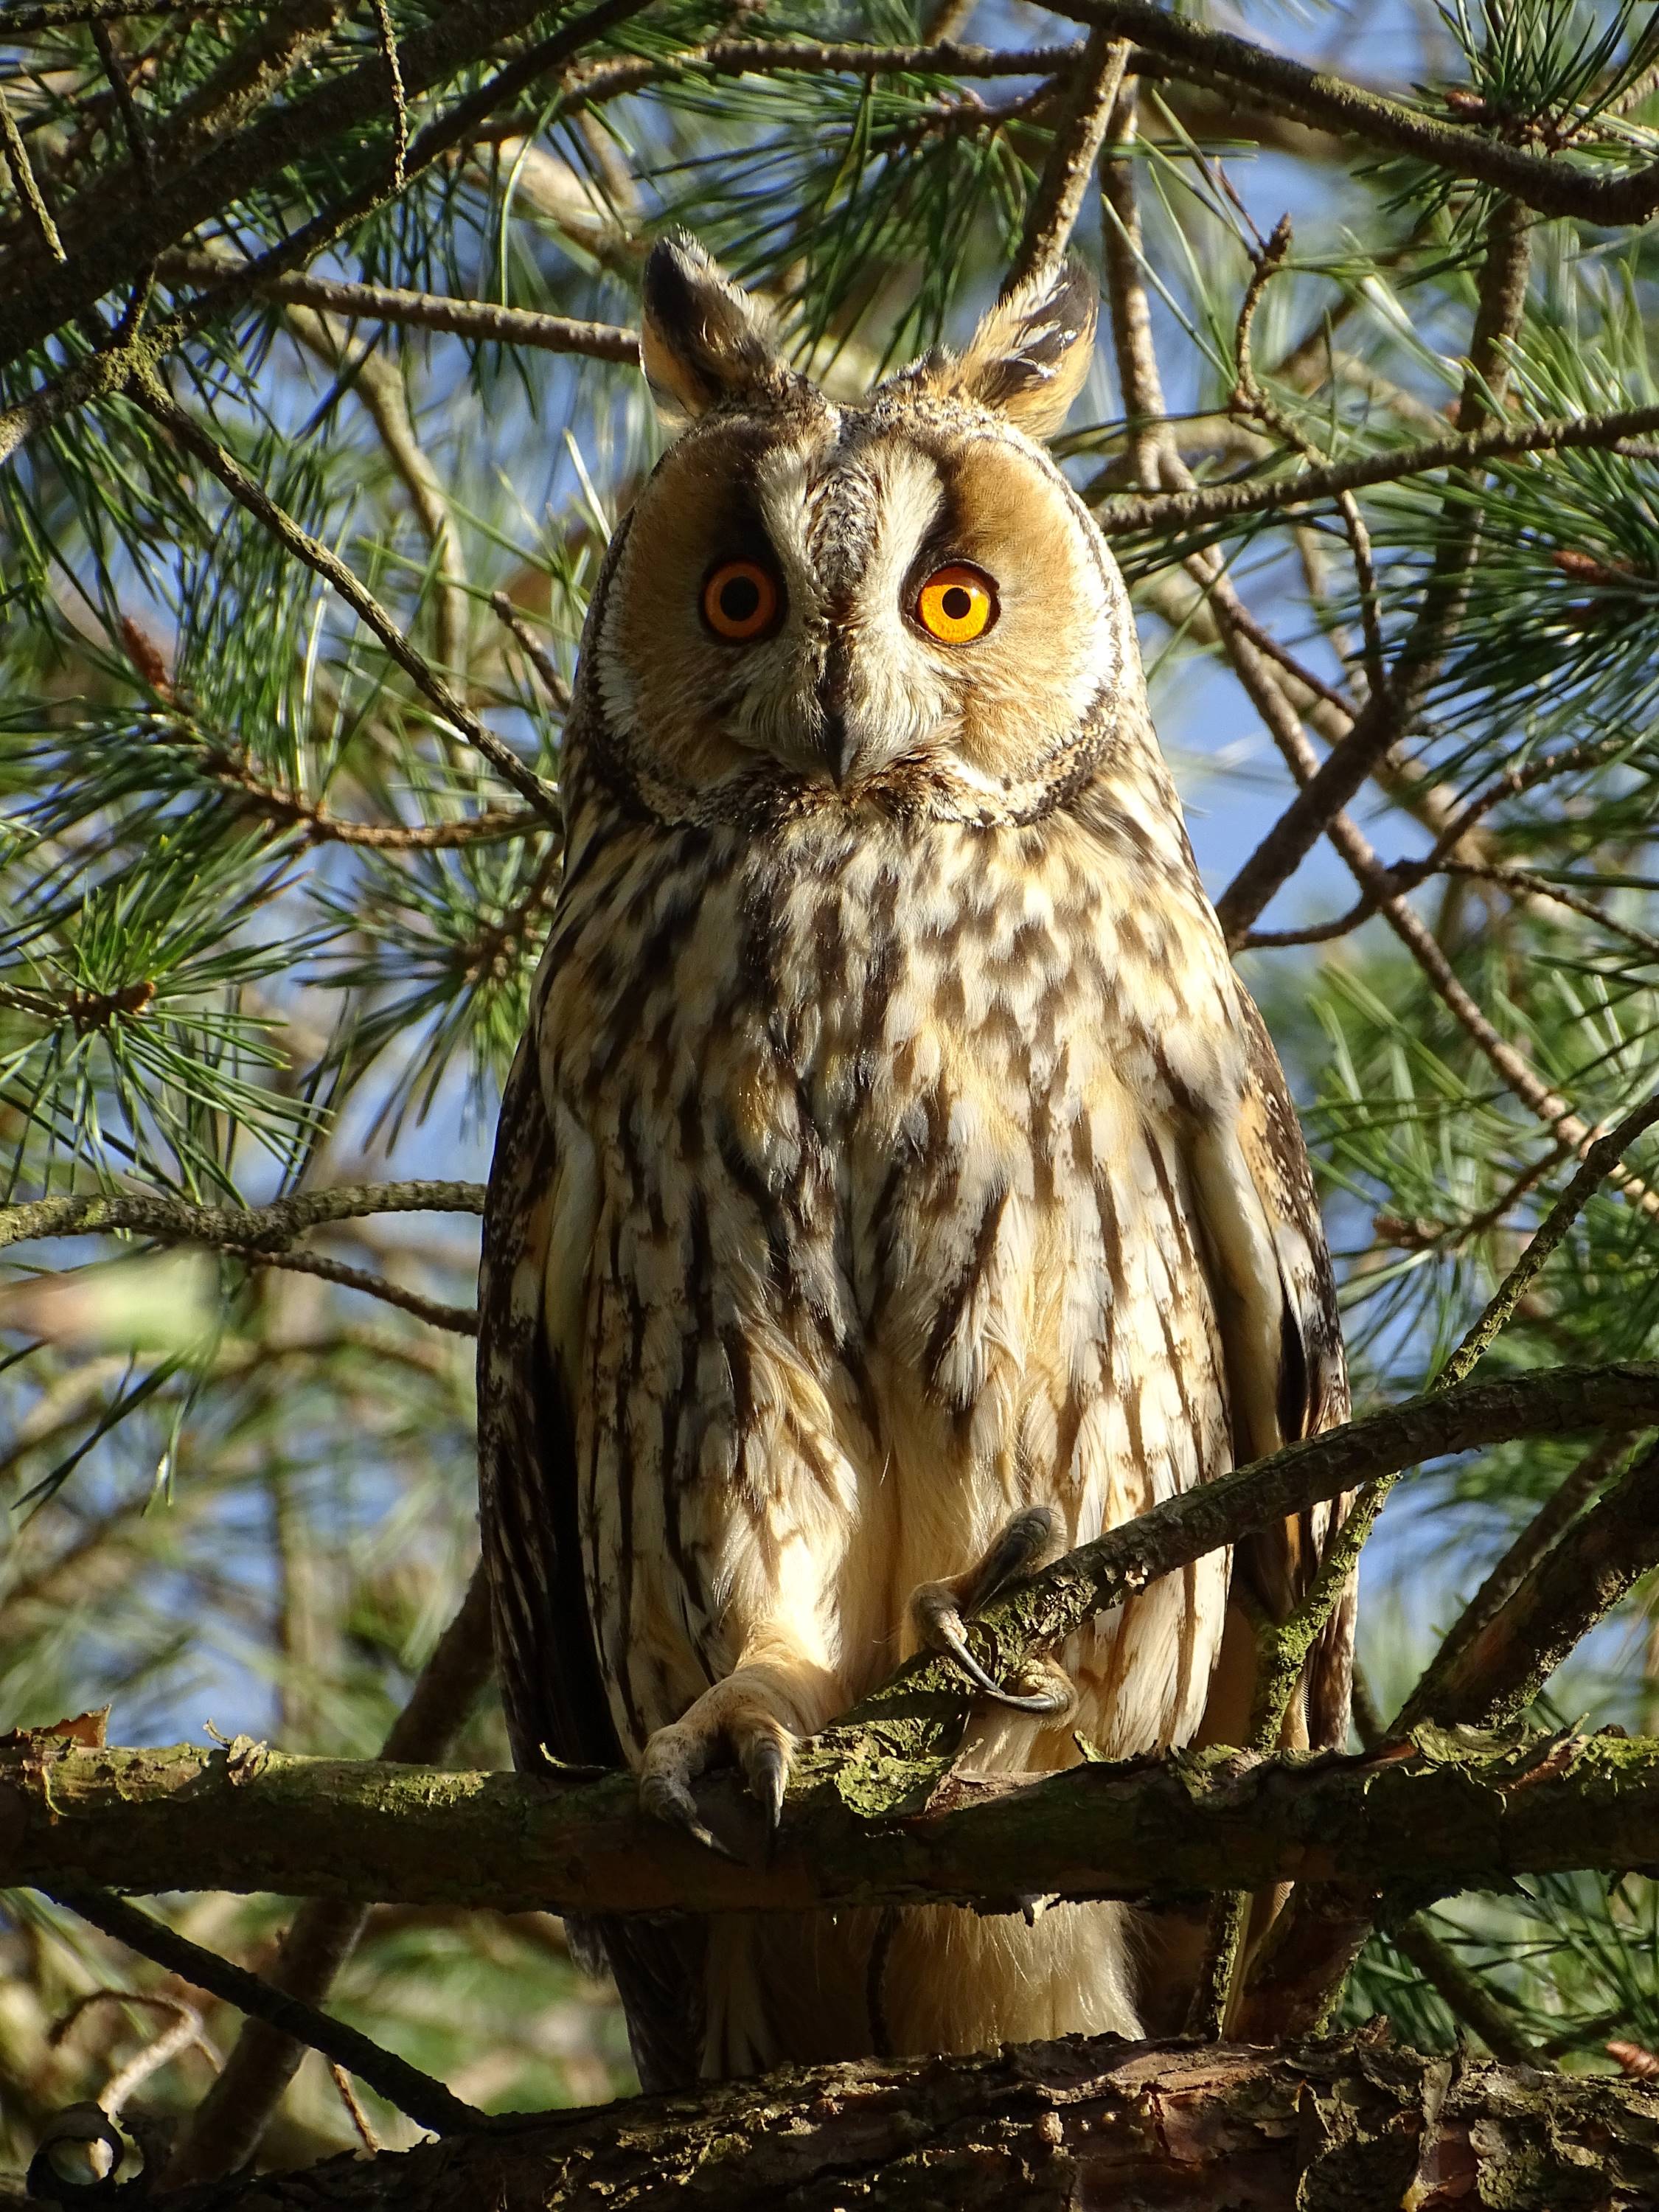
479, 236, 1351, 2088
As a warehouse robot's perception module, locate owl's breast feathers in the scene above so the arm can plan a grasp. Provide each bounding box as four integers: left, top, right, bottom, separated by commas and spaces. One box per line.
502, 754, 1344, 1750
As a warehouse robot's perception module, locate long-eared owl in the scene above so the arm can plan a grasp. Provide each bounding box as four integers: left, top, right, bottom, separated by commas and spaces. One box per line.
479, 234, 1352, 2090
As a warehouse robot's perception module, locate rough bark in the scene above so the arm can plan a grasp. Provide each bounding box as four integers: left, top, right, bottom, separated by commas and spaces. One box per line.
7, 1728, 1657, 1920
91, 2035, 1659, 2211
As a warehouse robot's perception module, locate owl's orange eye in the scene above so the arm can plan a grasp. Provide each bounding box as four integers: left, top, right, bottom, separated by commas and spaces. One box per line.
914, 564, 997, 645
703, 559, 781, 641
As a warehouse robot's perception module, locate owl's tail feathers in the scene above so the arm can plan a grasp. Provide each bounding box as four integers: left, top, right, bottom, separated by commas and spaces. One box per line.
702, 1900, 1143, 2078
909, 1505, 1078, 1718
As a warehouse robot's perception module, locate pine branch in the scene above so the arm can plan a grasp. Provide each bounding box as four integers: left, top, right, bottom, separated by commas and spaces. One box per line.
209, 781, 543, 851
0, 0, 660, 364
821, 1363, 1659, 1766
1214, 198, 1532, 940
0, 1179, 485, 1255
10, 1726, 1659, 1921
1052, 1, 1659, 221
1436, 1093, 1659, 1388
1095, 392, 1659, 535
153, 250, 639, 363
1393, 1436, 1659, 1736
279, 291, 468, 678
128, 365, 560, 821
1411, 1432, 1632, 1692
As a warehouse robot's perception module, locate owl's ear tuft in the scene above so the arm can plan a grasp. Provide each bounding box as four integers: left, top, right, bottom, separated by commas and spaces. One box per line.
940, 261, 1097, 437
639, 234, 791, 425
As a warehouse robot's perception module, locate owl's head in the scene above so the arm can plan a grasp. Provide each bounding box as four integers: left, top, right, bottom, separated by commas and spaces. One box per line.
583, 235, 1135, 824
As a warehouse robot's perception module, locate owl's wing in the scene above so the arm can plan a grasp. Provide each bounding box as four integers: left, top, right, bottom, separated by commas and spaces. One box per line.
478, 1017, 702, 2089
1187, 989, 1354, 1753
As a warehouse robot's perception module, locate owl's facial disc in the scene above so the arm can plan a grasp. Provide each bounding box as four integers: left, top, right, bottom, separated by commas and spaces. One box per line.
599, 411, 1119, 805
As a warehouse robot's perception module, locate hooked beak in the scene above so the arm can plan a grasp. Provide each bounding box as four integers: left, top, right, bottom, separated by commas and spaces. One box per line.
818, 706, 860, 789
815, 633, 860, 788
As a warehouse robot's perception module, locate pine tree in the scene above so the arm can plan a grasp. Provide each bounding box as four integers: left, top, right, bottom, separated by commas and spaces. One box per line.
2, 2, 1658, 2201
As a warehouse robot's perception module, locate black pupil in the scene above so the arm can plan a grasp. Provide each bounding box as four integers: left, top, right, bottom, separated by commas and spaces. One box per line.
718, 574, 761, 624
941, 585, 973, 621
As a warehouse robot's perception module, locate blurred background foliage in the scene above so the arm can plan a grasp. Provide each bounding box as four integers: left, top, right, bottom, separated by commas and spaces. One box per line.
2, 0, 1658, 2178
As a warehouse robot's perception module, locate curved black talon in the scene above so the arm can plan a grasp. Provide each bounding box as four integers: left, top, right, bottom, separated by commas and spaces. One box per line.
925, 1604, 1075, 1714
639, 1770, 739, 1860
748, 1735, 788, 1834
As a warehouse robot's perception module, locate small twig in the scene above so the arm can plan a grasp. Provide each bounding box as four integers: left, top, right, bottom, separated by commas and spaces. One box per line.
1436, 863, 1659, 963
490, 591, 572, 712
1418, 734, 1648, 866
1391, 1916, 1545, 2067
232, 1247, 479, 1335
154, 251, 639, 361
88, 19, 156, 191
1392, 1435, 1659, 1736
88, 15, 156, 337
1435, 1091, 1659, 1391
367, 0, 407, 192
209, 771, 543, 849
48, 1887, 492, 2139
106, 2006, 216, 2119
1228, 214, 1385, 697
52, 1990, 219, 2124
330, 2062, 383, 2153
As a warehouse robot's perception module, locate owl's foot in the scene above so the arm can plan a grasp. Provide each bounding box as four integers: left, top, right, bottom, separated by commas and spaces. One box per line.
639, 1675, 796, 1854
911, 1505, 1074, 1714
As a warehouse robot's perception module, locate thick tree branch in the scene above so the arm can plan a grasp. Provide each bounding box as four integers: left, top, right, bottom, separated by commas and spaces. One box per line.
8, 1728, 1659, 1923
38, 2034, 1659, 2211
